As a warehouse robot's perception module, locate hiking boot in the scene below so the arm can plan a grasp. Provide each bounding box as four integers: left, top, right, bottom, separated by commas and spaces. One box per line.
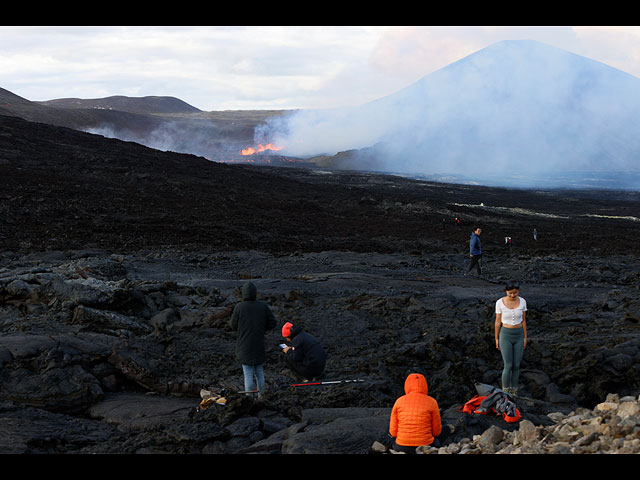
504, 387, 519, 397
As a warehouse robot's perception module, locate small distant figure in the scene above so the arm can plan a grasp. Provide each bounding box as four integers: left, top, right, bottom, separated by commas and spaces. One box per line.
466, 226, 482, 275
504, 236, 512, 248
533, 228, 538, 241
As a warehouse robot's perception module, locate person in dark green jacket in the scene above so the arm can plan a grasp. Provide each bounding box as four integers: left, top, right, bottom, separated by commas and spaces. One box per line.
230, 282, 276, 396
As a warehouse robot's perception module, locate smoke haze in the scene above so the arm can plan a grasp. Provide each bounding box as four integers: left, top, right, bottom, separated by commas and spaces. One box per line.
259, 40, 640, 188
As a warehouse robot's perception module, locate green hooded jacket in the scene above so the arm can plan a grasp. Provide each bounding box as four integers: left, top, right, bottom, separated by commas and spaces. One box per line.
230, 282, 276, 365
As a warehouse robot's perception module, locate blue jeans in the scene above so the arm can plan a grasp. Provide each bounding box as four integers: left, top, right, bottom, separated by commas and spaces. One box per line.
242, 364, 265, 396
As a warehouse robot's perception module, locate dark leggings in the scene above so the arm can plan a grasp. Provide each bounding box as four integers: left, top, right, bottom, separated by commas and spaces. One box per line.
499, 327, 524, 389
284, 354, 323, 379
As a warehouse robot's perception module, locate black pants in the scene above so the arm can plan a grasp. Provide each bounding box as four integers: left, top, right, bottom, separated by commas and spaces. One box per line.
284, 354, 324, 380
467, 254, 482, 274
392, 425, 451, 453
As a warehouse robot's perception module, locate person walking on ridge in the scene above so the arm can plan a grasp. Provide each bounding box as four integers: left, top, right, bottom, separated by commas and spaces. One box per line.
466, 226, 482, 275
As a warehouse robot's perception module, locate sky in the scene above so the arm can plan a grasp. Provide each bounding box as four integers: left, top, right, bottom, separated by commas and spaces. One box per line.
2, 26, 640, 112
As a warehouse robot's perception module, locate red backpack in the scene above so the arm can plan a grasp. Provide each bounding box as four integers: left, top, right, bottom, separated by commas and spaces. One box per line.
502, 409, 522, 423
458, 395, 488, 414
458, 394, 521, 423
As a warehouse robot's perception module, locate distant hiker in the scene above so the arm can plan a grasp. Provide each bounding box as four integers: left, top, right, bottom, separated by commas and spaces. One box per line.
281, 322, 326, 381
389, 373, 450, 453
230, 281, 276, 397
466, 226, 482, 275
533, 228, 538, 241
494, 282, 527, 396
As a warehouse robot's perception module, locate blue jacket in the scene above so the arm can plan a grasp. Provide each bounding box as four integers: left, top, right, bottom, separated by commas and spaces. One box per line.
469, 232, 482, 255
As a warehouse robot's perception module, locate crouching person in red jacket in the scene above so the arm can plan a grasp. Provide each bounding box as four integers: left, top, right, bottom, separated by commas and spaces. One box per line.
389, 373, 450, 453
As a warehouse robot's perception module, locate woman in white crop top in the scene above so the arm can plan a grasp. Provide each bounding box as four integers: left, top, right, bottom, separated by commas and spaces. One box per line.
496, 295, 527, 327
494, 282, 527, 396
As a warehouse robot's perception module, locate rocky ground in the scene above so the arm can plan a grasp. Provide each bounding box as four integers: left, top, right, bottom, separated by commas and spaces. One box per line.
1, 113, 640, 454
376, 393, 640, 454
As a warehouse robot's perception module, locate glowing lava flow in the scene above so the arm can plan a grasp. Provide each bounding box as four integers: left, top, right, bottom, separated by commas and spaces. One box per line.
241, 143, 283, 156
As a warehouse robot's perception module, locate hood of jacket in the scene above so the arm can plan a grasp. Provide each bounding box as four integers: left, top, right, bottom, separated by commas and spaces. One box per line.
404, 373, 428, 396
289, 324, 303, 339
242, 281, 257, 301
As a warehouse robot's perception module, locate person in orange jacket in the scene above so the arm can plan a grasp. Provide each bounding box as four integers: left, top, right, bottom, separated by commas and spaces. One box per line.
389, 373, 450, 453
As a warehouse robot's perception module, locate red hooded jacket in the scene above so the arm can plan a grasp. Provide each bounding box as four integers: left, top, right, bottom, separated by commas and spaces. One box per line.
389, 373, 442, 447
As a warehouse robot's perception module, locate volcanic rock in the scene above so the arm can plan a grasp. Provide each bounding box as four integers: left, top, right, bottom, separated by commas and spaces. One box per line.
1, 113, 640, 453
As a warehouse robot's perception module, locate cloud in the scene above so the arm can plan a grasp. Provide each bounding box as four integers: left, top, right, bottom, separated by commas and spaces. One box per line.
572, 26, 640, 77
3, 26, 640, 113
1, 26, 398, 109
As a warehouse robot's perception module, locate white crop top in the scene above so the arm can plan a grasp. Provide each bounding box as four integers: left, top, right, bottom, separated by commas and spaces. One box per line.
495, 297, 527, 326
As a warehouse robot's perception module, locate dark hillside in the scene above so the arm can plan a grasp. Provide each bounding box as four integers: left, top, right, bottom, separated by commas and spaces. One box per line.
37, 95, 202, 115
0, 87, 167, 133
0, 87, 289, 157
1, 113, 639, 258
0, 114, 445, 254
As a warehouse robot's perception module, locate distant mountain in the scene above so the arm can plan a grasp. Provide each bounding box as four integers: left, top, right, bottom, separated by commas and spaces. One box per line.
0, 87, 286, 157
0, 86, 167, 133
37, 95, 201, 115
273, 40, 640, 185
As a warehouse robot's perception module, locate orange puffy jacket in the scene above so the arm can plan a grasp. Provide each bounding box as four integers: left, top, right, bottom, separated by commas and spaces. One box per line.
389, 373, 442, 447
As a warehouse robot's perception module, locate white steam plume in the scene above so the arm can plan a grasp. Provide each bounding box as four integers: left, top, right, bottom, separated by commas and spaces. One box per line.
258, 40, 640, 188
